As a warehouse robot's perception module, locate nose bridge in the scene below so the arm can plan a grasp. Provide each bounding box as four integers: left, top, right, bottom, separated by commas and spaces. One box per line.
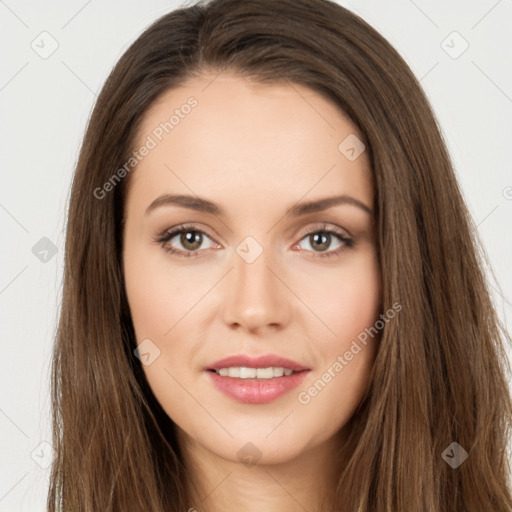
221, 235, 289, 331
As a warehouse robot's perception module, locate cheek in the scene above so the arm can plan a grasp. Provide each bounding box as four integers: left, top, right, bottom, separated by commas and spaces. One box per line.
302, 249, 382, 343
123, 249, 201, 421
123, 238, 206, 341
295, 251, 381, 427
123, 242, 208, 390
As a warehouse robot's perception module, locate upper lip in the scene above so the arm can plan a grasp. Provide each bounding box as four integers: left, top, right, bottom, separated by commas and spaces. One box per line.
206, 354, 310, 372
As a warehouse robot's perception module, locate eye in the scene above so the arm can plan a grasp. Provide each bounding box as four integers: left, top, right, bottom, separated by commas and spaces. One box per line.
155, 224, 219, 258
294, 223, 354, 259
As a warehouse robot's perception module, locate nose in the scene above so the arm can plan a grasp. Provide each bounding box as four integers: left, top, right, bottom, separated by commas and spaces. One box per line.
221, 244, 291, 333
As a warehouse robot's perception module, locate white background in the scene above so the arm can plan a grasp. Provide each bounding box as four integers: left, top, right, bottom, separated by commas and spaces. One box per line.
1, 0, 511, 509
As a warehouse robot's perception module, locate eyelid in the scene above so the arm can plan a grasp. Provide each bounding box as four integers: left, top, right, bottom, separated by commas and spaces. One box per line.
299, 222, 351, 240
156, 222, 221, 244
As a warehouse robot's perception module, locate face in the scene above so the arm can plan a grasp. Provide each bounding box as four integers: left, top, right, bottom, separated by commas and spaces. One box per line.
122, 72, 382, 465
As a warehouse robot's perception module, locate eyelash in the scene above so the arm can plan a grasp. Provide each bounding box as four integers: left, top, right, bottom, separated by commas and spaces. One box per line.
154, 223, 354, 260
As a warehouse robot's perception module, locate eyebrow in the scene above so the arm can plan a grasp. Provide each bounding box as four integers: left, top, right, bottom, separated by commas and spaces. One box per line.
145, 193, 373, 217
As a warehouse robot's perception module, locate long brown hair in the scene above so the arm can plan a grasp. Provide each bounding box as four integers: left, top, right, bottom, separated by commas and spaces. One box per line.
48, 0, 512, 510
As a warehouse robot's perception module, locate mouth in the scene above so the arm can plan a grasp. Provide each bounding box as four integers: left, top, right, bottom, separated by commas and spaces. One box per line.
204, 354, 311, 404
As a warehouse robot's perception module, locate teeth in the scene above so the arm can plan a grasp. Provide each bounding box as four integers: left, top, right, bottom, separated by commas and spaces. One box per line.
273, 367, 284, 377
227, 367, 240, 378
215, 367, 296, 379
240, 367, 256, 378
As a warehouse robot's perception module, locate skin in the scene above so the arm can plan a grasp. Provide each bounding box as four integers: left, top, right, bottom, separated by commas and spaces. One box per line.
122, 71, 382, 512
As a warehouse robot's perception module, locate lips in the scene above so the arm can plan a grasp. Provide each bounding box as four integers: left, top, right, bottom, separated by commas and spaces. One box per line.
204, 353, 311, 404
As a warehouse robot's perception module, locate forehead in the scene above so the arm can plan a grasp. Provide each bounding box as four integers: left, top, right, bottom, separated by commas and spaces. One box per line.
127, 72, 373, 213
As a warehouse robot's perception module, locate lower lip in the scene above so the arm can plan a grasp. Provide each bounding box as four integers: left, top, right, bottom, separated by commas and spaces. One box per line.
206, 370, 310, 404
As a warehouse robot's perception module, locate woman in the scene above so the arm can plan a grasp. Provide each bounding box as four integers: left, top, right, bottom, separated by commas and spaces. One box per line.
48, 0, 512, 510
